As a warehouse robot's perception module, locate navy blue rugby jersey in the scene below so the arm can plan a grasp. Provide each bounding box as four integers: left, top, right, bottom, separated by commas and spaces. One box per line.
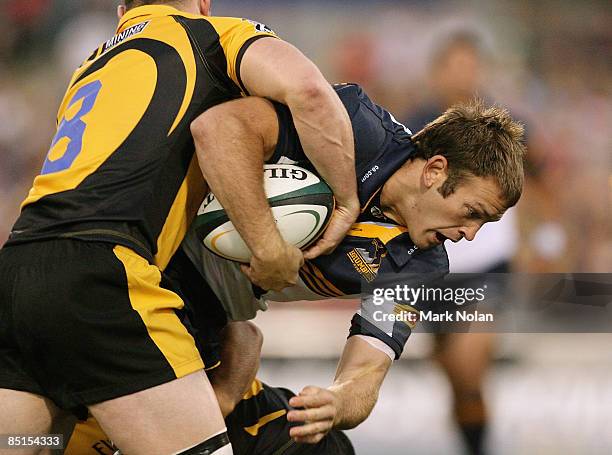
182, 83, 449, 359
265, 83, 449, 357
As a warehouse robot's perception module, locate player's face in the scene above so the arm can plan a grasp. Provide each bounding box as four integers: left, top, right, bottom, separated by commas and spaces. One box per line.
399, 174, 505, 250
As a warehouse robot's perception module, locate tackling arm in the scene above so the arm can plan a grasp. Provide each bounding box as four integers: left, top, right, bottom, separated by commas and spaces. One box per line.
191, 96, 302, 291
238, 38, 359, 258
193, 38, 358, 290
239, 39, 356, 203
192, 38, 358, 286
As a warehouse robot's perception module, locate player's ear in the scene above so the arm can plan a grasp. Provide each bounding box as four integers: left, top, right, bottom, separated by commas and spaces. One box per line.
422, 154, 448, 188
199, 0, 212, 16
117, 4, 126, 20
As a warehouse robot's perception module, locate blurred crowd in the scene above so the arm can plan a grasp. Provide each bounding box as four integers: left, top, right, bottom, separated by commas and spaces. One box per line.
0, 0, 610, 272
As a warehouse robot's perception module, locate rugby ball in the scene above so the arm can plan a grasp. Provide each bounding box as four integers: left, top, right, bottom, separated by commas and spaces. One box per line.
194, 164, 334, 262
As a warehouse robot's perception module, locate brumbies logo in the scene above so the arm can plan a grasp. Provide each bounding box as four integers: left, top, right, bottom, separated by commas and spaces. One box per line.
347, 239, 386, 282
102, 21, 150, 54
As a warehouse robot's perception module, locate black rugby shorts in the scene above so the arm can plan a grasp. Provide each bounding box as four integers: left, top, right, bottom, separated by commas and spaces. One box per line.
0, 238, 203, 417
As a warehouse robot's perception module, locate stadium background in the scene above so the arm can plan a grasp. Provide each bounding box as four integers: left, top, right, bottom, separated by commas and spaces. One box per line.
0, 0, 610, 453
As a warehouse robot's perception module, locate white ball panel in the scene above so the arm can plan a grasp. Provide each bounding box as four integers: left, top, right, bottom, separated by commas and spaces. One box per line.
203, 204, 330, 262
273, 204, 329, 249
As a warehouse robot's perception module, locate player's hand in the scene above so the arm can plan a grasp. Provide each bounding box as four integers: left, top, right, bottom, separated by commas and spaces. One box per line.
241, 240, 304, 292
303, 199, 360, 259
286, 386, 340, 444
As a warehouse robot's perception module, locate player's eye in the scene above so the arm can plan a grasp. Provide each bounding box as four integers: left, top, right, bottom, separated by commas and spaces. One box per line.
466, 206, 480, 219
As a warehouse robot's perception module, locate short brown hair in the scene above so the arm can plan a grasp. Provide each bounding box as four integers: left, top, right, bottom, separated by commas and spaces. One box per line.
411, 99, 526, 207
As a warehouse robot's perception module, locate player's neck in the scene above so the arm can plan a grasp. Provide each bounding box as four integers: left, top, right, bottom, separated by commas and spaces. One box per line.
160, 1, 202, 15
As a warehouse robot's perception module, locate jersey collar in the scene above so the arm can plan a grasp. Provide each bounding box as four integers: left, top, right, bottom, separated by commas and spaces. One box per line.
385, 233, 418, 268
357, 190, 418, 268
117, 4, 181, 32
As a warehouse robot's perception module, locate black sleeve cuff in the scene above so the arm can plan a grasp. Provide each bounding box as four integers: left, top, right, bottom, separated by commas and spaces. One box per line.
348, 313, 408, 360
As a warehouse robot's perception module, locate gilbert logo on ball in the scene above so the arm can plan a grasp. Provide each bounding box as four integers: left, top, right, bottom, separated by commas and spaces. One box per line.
194, 164, 335, 262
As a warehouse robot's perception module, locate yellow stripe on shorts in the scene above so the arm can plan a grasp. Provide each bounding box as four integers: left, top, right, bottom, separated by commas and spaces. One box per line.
113, 245, 204, 376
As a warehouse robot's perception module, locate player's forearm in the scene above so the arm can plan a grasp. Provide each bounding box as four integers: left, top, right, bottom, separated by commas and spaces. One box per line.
208, 322, 263, 417
329, 337, 391, 429
328, 366, 386, 429
285, 82, 358, 208
191, 100, 282, 258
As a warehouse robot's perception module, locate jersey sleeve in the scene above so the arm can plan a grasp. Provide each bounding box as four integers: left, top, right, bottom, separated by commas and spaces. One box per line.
265, 101, 307, 165
334, 83, 413, 173
213, 17, 280, 94
348, 244, 449, 360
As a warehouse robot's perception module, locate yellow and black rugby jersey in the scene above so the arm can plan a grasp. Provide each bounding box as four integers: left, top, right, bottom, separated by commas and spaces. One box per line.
7, 5, 278, 268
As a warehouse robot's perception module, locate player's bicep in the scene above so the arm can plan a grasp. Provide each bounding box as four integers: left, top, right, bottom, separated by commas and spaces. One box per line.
214, 18, 279, 92
239, 37, 325, 102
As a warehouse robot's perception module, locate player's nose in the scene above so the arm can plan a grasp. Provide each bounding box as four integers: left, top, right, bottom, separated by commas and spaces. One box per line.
459, 224, 480, 241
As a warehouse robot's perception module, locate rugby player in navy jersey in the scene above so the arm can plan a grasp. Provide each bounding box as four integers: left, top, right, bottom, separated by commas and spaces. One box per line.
68, 83, 525, 452
180, 83, 526, 444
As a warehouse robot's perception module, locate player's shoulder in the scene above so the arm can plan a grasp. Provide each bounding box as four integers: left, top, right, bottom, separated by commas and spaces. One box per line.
333, 83, 412, 137
187, 15, 279, 37
331, 83, 385, 115
332, 83, 369, 112
347, 221, 448, 274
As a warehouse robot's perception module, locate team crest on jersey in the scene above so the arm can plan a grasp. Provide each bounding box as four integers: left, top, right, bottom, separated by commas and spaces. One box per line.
347, 239, 386, 282
102, 21, 150, 54
243, 19, 276, 35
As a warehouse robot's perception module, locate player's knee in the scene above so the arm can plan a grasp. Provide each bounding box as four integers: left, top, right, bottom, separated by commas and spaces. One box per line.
191, 103, 246, 145
243, 321, 263, 350
225, 320, 263, 351
176, 430, 233, 454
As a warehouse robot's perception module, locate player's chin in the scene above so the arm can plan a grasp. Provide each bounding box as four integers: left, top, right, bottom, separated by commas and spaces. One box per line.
413, 232, 440, 250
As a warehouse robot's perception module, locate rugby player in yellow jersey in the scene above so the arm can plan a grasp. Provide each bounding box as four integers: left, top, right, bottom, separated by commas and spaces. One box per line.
0, 1, 360, 454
